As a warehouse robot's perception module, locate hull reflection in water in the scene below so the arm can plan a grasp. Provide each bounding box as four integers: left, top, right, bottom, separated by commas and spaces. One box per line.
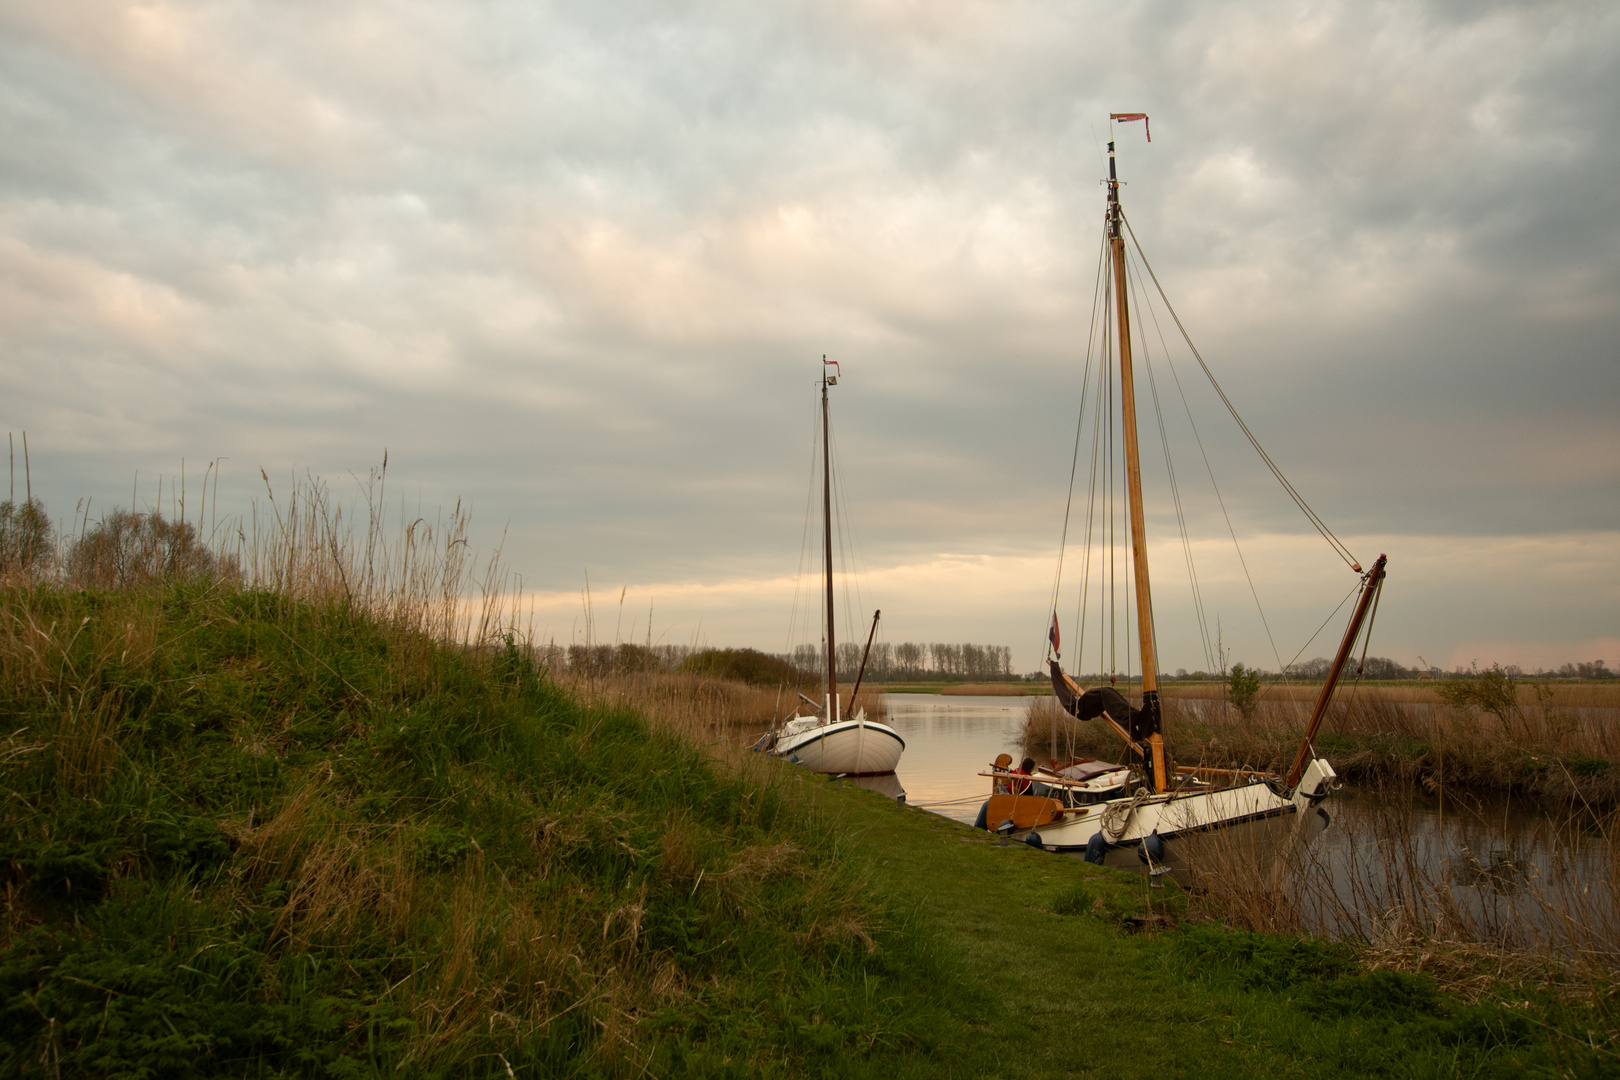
844, 772, 907, 801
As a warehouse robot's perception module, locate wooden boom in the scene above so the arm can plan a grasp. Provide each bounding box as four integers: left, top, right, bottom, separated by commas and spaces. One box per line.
1284, 554, 1388, 788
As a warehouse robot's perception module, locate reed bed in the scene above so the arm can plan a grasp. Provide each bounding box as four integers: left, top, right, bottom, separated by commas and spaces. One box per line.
1179, 784, 1620, 1017
561, 668, 888, 743
1022, 683, 1620, 804
1023, 684, 1620, 1007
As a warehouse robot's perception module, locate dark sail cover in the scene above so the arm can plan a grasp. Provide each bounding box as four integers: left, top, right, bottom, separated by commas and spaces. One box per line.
1049, 661, 1153, 741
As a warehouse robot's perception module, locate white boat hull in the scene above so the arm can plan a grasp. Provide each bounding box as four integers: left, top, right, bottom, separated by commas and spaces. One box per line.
988, 758, 1337, 871
769, 719, 905, 775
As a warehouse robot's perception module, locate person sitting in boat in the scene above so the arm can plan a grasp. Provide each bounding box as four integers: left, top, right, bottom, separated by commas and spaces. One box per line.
1010, 757, 1036, 796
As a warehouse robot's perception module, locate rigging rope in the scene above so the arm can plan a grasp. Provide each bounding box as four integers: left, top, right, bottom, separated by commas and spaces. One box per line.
1126, 255, 1216, 674
1282, 578, 1362, 675
784, 387, 822, 660
1050, 230, 1112, 666
1122, 243, 1290, 678
1122, 211, 1360, 573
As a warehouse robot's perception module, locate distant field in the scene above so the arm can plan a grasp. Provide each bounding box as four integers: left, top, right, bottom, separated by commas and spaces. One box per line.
877, 681, 1049, 696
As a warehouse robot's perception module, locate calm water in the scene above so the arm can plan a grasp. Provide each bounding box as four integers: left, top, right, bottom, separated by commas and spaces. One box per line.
881, 693, 1033, 822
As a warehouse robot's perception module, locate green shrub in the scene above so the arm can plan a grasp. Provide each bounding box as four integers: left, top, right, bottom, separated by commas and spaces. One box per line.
1439, 663, 1522, 730
681, 647, 815, 688
1227, 662, 1261, 718
0, 497, 51, 573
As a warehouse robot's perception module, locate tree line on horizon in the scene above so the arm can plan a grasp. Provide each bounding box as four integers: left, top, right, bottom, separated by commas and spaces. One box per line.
787, 641, 1016, 682
541, 640, 1017, 683
1164, 656, 1615, 682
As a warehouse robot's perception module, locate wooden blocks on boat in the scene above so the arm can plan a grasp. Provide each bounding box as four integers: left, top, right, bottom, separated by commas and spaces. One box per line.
986, 793, 1066, 830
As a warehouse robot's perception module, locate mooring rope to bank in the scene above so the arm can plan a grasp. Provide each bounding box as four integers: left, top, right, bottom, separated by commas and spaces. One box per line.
906, 794, 991, 809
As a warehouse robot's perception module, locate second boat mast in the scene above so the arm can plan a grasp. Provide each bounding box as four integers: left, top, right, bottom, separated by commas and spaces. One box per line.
821, 357, 839, 722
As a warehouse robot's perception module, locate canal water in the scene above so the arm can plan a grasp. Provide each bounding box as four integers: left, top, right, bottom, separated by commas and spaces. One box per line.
881, 693, 1028, 822
875, 693, 1618, 948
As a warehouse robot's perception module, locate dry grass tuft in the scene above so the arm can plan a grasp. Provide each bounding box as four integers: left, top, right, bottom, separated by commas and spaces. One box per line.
563, 669, 887, 742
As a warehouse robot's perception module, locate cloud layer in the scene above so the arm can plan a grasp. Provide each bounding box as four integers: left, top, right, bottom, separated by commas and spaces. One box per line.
2, 0, 1616, 671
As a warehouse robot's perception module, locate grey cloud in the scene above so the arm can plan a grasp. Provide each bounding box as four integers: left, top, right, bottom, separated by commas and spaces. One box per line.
1, 0, 1616, 662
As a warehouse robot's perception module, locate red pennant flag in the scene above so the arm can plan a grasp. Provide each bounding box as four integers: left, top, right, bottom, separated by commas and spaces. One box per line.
1109, 112, 1151, 142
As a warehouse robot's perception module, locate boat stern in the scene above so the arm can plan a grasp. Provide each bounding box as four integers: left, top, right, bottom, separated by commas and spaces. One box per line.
1292, 757, 1337, 809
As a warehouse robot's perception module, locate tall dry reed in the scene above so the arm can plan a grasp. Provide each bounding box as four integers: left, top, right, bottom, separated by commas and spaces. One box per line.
1023, 682, 1620, 803
1180, 784, 1620, 999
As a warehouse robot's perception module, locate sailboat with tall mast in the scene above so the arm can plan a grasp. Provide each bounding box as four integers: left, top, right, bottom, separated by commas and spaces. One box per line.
761, 359, 905, 776
977, 115, 1387, 868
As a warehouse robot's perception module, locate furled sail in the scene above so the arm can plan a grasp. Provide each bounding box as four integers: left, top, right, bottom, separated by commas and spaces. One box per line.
1048, 661, 1154, 742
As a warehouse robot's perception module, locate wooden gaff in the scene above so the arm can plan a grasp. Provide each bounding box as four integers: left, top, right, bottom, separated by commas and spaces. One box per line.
1284, 554, 1388, 788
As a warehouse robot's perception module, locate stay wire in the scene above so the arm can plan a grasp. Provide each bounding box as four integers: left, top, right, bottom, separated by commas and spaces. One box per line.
785, 386, 822, 658
1080, 302, 1110, 680
1283, 578, 1362, 675
1050, 227, 1112, 666
1356, 574, 1384, 676
1126, 253, 1215, 674
1122, 212, 1359, 573
1133, 259, 1221, 675
827, 409, 869, 669
1079, 231, 1115, 679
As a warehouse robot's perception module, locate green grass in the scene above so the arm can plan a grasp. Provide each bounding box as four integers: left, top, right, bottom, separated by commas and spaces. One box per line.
0, 583, 960, 1077
1, 581, 1609, 1078
812, 778, 1611, 1079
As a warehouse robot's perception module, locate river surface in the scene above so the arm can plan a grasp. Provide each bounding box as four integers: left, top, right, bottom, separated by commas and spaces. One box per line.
881, 693, 1028, 821
876, 693, 1617, 945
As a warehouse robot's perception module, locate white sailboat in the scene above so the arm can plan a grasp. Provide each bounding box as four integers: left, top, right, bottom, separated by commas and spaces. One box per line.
761, 359, 905, 777
978, 115, 1387, 870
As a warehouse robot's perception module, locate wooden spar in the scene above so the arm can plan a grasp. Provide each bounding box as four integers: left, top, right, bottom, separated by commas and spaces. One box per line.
1108, 136, 1167, 793
1099, 710, 1143, 757
1284, 553, 1388, 788
821, 359, 838, 722
848, 609, 881, 712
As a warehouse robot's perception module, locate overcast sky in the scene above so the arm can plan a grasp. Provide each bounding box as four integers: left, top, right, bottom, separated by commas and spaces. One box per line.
3, 0, 1616, 673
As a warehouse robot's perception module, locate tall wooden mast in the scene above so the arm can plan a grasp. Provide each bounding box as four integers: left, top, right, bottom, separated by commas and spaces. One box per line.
1107, 135, 1169, 793
821, 358, 839, 722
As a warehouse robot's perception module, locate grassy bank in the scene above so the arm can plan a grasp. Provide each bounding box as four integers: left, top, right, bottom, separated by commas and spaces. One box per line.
1023, 682, 1620, 805
0, 579, 954, 1077
2, 580, 1611, 1076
